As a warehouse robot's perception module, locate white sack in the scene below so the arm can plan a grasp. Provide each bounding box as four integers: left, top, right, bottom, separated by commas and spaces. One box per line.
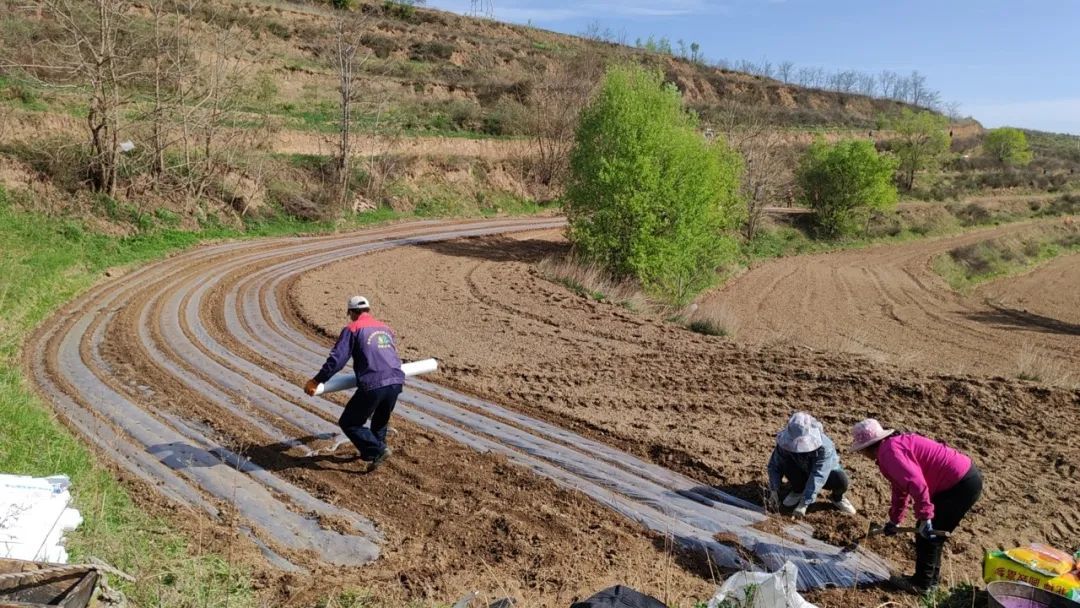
707, 562, 817, 608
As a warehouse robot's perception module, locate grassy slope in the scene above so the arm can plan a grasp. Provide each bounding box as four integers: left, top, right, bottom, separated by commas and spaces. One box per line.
932, 225, 1080, 292
0, 186, 421, 606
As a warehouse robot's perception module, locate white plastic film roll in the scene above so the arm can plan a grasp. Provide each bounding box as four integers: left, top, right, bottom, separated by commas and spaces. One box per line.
313, 358, 438, 396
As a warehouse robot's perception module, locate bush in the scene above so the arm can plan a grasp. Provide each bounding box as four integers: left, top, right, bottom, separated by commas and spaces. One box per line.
409, 40, 455, 62
382, 0, 425, 20
482, 98, 529, 136
796, 139, 898, 238
564, 64, 743, 305
360, 33, 398, 59
984, 127, 1033, 167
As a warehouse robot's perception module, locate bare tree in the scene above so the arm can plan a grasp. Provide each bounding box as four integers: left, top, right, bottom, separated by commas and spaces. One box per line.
33, 0, 140, 196
877, 70, 898, 100
712, 101, 793, 240
942, 101, 963, 121
777, 60, 795, 83
330, 14, 372, 208
857, 73, 877, 97
527, 52, 604, 187
907, 70, 929, 107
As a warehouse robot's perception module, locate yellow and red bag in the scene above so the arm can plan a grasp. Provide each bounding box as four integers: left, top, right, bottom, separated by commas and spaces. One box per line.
983, 544, 1080, 601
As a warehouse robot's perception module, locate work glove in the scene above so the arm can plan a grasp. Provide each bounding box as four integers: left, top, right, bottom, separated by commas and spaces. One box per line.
916, 519, 934, 539
793, 501, 809, 517
883, 521, 900, 537
303, 379, 318, 396
767, 490, 780, 512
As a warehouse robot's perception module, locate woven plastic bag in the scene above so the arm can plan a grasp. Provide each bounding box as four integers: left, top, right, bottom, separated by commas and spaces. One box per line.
707, 562, 817, 608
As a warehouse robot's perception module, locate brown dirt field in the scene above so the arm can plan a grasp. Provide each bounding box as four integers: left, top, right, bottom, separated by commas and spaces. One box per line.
702, 219, 1079, 381
977, 252, 1080, 327
293, 228, 1080, 602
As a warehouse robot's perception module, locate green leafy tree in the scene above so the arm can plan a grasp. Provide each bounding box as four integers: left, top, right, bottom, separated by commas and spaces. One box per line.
565, 64, 743, 304
984, 127, 1033, 167
890, 109, 950, 191
796, 139, 898, 238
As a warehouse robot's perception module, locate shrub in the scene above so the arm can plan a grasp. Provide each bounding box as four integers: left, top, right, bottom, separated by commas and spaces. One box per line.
382, 0, 425, 20
264, 20, 291, 40
564, 64, 743, 305
360, 33, 398, 59
796, 139, 898, 238
409, 40, 455, 62
482, 98, 529, 136
984, 127, 1033, 167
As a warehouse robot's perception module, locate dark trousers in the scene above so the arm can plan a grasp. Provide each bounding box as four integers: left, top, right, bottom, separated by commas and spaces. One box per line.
783, 464, 849, 501
914, 464, 983, 588
339, 384, 402, 461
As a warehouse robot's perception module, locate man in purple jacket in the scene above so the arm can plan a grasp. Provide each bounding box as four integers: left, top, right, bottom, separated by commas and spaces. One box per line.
850, 419, 983, 594
305, 295, 405, 471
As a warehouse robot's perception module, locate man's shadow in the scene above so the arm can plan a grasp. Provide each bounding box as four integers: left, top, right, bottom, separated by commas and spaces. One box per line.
148, 433, 370, 474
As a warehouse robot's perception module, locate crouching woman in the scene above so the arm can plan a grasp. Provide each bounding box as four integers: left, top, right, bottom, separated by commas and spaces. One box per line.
767, 412, 856, 517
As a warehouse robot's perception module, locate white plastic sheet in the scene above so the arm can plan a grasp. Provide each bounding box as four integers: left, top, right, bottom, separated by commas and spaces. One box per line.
0, 474, 82, 563
708, 562, 818, 608
314, 358, 438, 395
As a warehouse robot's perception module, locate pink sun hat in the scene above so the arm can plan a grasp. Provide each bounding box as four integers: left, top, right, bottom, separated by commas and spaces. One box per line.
850, 418, 896, 452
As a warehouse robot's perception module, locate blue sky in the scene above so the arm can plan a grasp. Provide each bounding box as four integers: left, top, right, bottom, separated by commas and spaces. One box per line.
426, 0, 1080, 134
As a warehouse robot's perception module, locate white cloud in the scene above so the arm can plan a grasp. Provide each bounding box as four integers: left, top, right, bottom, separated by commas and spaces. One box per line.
965, 98, 1080, 135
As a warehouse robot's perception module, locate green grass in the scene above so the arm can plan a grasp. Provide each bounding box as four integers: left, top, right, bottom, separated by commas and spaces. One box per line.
932, 228, 1080, 292
0, 192, 261, 607
740, 194, 1080, 267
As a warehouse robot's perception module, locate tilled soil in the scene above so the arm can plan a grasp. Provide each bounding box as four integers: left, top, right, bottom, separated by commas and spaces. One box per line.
977, 252, 1080, 328
704, 219, 1079, 380
294, 228, 1080, 598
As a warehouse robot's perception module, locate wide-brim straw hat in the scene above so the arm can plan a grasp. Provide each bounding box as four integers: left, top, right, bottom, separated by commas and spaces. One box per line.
776, 412, 824, 453
850, 418, 895, 452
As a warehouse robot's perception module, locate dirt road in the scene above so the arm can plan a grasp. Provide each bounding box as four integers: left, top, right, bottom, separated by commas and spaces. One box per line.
294, 228, 1080, 595
704, 219, 1079, 380
27, 218, 893, 607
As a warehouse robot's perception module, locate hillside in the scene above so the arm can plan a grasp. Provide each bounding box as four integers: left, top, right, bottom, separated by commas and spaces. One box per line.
0, 0, 959, 233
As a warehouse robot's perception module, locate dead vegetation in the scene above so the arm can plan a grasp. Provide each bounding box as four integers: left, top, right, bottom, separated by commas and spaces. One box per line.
1016, 341, 1076, 387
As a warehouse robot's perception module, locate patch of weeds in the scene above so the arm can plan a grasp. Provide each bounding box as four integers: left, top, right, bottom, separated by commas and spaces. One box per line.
154, 207, 181, 227
713, 583, 759, 608
0, 74, 48, 111
687, 318, 728, 337
409, 40, 456, 62
918, 583, 983, 608
264, 19, 291, 40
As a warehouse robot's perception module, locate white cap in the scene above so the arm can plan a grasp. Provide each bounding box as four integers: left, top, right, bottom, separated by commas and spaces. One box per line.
347, 295, 370, 311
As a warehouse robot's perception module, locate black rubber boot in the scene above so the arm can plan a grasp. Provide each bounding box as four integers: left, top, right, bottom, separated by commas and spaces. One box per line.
912, 535, 944, 591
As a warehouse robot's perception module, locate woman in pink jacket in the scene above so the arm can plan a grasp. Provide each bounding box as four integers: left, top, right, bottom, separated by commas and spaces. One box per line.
850, 419, 983, 594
